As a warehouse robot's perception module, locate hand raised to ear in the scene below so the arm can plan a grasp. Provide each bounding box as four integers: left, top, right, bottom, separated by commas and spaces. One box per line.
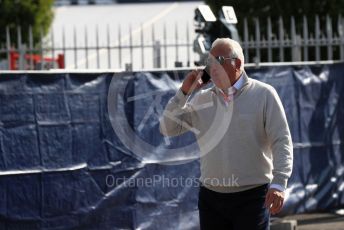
181, 69, 206, 95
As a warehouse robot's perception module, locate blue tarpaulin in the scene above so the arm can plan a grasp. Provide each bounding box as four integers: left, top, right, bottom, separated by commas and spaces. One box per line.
0, 63, 343, 229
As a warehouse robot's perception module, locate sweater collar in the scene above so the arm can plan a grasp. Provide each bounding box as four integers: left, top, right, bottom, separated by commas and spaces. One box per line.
212, 71, 250, 96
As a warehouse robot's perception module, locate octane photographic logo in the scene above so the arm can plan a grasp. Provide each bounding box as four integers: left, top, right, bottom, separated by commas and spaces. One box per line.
107, 54, 234, 166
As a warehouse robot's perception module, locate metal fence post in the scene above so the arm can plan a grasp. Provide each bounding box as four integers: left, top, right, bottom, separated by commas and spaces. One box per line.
315, 15, 321, 62
243, 18, 249, 63
153, 40, 161, 68
254, 18, 261, 65
267, 17, 273, 62
73, 26, 77, 69
62, 26, 66, 69
140, 23, 144, 69
278, 17, 285, 62
17, 26, 25, 70
29, 26, 34, 70
338, 15, 344, 60
303, 16, 309, 61
107, 24, 111, 69
291, 17, 301, 62
129, 24, 133, 70
6, 26, 11, 70
125, 63, 132, 71
85, 26, 89, 68
163, 22, 167, 68
326, 15, 333, 60
19, 44, 26, 70
118, 24, 122, 69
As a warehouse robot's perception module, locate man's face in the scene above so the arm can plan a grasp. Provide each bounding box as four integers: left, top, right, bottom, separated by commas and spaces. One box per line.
208, 44, 237, 89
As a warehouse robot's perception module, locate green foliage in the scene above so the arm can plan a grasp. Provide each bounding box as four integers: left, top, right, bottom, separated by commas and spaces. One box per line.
0, 0, 54, 46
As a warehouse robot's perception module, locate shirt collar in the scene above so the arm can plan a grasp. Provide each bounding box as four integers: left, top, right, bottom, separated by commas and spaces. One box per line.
215, 72, 244, 96
233, 72, 244, 91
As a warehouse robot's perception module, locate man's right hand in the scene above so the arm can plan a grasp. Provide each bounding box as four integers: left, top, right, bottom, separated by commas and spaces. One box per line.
181, 69, 206, 95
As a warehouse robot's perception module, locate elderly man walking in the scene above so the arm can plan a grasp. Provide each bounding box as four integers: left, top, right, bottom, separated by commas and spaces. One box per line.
159, 38, 293, 230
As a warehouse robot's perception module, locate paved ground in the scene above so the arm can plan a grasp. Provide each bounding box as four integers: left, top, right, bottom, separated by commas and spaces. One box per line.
274, 213, 344, 230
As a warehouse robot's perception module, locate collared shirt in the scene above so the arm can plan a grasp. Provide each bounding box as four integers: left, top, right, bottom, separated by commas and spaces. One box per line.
216, 72, 244, 106
233, 72, 245, 90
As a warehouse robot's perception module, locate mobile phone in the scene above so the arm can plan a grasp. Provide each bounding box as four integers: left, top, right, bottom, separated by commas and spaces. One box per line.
202, 67, 211, 84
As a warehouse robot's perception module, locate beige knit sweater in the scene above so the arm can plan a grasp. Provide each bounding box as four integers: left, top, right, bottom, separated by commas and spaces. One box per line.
159, 72, 293, 193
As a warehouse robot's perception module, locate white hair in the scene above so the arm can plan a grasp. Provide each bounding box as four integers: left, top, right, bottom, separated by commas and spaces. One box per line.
211, 38, 245, 71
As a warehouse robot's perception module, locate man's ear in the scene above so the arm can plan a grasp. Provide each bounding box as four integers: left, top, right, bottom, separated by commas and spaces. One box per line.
234, 58, 241, 71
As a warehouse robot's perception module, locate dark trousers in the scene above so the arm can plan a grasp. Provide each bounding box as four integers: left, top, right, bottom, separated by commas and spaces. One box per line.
198, 184, 270, 230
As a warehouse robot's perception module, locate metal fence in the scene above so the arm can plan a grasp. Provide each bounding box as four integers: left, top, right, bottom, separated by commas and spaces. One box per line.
242, 15, 344, 65
0, 22, 194, 71
1, 14, 344, 71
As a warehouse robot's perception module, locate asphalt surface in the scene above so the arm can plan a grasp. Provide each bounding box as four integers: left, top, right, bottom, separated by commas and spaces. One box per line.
274, 212, 344, 230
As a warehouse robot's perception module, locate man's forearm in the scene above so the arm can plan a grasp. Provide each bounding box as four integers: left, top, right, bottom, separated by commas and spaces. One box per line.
159, 88, 193, 137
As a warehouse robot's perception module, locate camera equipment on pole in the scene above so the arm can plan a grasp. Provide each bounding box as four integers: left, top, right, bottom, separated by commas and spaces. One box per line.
193, 5, 240, 66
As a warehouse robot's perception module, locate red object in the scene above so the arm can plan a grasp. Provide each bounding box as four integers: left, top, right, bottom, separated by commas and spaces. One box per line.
57, 54, 65, 69
9, 51, 65, 70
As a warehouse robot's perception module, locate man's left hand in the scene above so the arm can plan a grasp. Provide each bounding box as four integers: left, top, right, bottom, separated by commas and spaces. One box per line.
264, 188, 284, 215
